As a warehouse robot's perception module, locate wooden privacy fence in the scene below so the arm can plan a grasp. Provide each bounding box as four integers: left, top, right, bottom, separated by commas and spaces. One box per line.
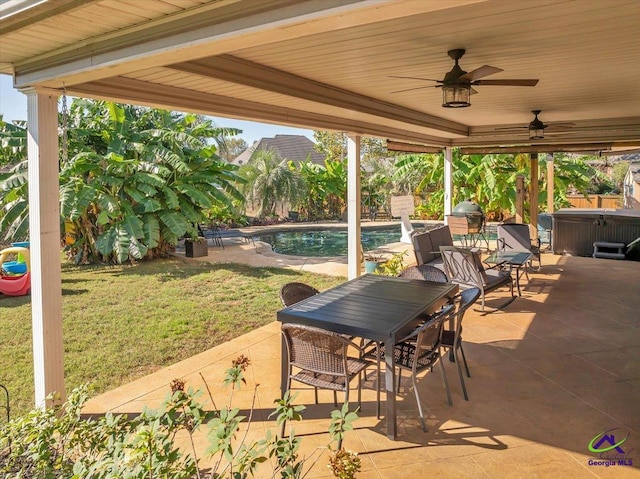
566, 195, 621, 209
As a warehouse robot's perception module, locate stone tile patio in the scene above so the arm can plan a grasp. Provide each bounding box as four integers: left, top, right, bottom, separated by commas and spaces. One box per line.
84, 243, 640, 478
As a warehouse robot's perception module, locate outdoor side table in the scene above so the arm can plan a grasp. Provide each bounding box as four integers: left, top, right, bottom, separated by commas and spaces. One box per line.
484, 250, 532, 296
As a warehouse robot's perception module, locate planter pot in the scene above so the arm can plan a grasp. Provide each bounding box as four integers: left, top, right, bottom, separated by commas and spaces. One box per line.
185, 239, 208, 258
364, 260, 382, 274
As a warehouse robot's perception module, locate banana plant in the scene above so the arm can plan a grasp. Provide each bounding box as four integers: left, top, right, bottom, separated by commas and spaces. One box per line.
393, 149, 601, 220
62, 100, 244, 263
0, 100, 244, 263
0, 117, 29, 240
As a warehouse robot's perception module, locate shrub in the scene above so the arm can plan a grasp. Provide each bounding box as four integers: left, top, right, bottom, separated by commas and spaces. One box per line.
0, 357, 361, 479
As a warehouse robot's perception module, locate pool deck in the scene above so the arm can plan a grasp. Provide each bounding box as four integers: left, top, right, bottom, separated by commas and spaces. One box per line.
175, 221, 448, 276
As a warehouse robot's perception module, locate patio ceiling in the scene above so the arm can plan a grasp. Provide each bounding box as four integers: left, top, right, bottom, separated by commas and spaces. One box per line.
1, 0, 640, 152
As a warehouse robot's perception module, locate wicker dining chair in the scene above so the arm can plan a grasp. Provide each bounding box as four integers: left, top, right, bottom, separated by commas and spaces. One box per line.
441, 288, 481, 401
399, 264, 449, 283
279, 282, 320, 307
281, 323, 373, 408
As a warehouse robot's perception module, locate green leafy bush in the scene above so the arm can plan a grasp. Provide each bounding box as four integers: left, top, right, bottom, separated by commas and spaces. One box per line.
377, 251, 409, 277
0, 357, 361, 479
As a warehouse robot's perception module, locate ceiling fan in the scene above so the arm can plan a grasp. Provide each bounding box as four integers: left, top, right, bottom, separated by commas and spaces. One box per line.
390, 49, 539, 107
494, 110, 576, 139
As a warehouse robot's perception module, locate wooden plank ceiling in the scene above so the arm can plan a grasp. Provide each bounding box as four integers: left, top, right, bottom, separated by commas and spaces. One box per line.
1, 0, 639, 151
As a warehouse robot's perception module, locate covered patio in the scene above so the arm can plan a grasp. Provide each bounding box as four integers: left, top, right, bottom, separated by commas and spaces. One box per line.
83, 251, 640, 478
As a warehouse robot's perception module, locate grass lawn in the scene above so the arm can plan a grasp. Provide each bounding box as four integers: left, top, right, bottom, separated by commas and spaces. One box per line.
0, 257, 344, 417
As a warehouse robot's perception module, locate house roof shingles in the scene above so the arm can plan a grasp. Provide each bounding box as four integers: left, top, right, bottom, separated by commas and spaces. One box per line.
232, 135, 325, 166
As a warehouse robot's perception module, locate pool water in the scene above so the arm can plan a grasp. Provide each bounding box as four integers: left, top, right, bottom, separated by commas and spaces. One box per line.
255, 227, 414, 257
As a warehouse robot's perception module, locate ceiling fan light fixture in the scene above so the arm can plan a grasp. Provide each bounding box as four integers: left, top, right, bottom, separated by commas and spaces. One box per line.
442, 84, 471, 108
529, 110, 546, 139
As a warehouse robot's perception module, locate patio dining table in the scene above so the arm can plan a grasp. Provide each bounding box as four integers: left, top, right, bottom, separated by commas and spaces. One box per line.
277, 274, 458, 440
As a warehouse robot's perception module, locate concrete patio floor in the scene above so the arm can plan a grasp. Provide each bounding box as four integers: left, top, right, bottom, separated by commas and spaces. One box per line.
84, 239, 640, 478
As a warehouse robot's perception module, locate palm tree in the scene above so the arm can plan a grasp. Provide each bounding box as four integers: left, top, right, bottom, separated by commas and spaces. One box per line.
239, 148, 305, 218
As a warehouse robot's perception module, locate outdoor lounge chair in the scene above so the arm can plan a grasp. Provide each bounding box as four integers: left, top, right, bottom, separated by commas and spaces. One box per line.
497, 223, 542, 271
197, 224, 255, 250
281, 323, 373, 409
439, 246, 514, 312
441, 288, 481, 401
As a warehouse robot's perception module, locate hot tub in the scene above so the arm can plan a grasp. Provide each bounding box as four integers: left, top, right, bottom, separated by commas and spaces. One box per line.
552, 208, 640, 257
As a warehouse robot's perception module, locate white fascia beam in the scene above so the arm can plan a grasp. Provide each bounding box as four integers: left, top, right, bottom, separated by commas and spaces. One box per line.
0, 0, 99, 33
169, 56, 468, 136
0, 0, 49, 20
14, 0, 415, 88
67, 77, 450, 145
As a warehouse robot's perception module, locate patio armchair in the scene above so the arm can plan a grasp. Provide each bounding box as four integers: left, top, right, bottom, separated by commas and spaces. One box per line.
367, 303, 455, 431
411, 225, 453, 269
281, 323, 373, 408
399, 264, 448, 283
441, 288, 481, 401
497, 223, 542, 271
537, 213, 553, 250
439, 246, 514, 312
279, 282, 319, 307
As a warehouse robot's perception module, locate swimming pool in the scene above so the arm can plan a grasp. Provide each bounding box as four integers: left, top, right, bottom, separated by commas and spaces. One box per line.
255, 225, 425, 257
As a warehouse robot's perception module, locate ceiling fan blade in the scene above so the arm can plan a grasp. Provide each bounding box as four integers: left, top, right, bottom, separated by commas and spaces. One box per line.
389, 75, 441, 82
460, 65, 503, 81
474, 79, 539, 86
390, 85, 437, 94
544, 129, 584, 136
545, 122, 576, 131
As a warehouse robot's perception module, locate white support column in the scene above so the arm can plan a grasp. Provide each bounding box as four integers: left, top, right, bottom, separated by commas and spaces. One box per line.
346, 134, 361, 280
530, 153, 539, 241
443, 147, 453, 223
24, 88, 66, 408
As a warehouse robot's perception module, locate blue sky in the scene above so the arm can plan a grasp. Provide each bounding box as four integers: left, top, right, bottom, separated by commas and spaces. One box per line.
0, 75, 314, 145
